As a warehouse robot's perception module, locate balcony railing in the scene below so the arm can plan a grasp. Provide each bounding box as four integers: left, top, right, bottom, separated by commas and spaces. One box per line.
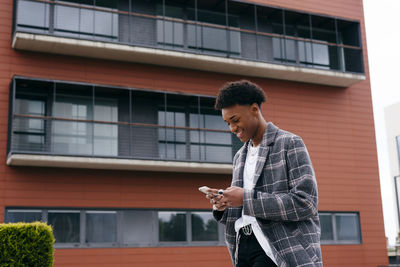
12, 0, 365, 79
10, 114, 239, 164
7, 77, 241, 170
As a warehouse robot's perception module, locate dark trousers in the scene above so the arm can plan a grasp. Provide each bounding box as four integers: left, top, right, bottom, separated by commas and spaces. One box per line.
237, 229, 277, 267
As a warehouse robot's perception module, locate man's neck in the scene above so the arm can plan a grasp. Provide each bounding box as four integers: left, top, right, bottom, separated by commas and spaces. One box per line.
251, 119, 267, 147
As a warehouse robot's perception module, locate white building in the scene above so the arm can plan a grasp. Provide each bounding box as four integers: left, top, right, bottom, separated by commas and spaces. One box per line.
385, 102, 400, 243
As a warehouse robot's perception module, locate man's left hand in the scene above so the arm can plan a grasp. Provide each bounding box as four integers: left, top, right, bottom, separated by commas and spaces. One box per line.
221, 186, 244, 207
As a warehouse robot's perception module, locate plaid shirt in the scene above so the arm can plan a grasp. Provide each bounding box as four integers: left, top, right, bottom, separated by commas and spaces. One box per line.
214, 122, 322, 267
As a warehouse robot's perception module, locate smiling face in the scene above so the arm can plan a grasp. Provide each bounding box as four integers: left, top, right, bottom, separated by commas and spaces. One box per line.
222, 103, 261, 143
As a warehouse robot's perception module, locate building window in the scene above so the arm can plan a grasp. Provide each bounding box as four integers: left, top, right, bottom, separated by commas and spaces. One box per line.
48, 210, 80, 244
85, 211, 117, 244
319, 212, 362, 244
6, 209, 42, 223
14, 0, 364, 74
9, 77, 240, 163
4, 208, 224, 248
5, 208, 362, 247
191, 211, 218, 241
158, 211, 187, 242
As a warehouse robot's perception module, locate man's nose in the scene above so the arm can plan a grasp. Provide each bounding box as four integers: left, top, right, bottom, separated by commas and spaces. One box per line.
229, 124, 237, 133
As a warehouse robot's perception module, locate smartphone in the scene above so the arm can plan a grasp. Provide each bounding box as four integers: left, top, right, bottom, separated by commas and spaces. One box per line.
199, 186, 222, 197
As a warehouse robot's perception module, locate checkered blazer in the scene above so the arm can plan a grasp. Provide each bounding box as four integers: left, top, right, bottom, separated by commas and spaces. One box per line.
214, 122, 322, 267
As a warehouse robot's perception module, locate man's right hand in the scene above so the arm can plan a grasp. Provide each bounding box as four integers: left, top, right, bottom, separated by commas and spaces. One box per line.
205, 189, 227, 211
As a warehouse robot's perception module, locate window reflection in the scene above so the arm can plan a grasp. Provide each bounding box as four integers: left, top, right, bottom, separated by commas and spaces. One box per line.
86, 211, 117, 243
48, 210, 80, 243
191, 212, 218, 241
159, 211, 186, 242
7, 210, 42, 223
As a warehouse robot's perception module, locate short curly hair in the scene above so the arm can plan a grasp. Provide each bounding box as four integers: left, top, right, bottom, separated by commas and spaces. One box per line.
214, 80, 266, 110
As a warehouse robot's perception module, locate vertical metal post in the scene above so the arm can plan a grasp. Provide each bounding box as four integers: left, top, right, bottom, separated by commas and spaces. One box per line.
197, 96, 201, 161
396, 136, 400, 164
93, 0, 96, 39
128, 0, 132, 44
282, 9, 286, 64
395, 174, 400, 266
162, 0, 165, 47
78, 0, 81, 37
254, 5, 259, 61
51, 81, 56, 154
194, 0, 198, 51
187, 211, 192, 243
173, 107, 176, 159
225, 0, 230, 57
8, 77, 17, 155
129, 89, 132, 158
164, 92, 167, 159
395, 175, 400, 234
49, 0, 54, 34
309, 14, 314, 68
92, 86, 95, 156
334, 18, 342, 72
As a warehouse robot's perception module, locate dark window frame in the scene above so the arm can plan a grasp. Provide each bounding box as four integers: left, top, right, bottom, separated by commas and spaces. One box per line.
4, 207, 225, 248
319, 211, 362, 245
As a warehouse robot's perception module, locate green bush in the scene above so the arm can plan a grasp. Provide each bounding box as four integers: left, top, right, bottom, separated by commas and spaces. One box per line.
0, 222, 55, 267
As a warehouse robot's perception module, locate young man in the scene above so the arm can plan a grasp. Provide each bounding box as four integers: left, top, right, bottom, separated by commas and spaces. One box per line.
206, 80, 322, 267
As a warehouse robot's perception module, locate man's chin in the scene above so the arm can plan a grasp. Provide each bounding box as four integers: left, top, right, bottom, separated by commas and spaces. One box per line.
238, 136, 249, 143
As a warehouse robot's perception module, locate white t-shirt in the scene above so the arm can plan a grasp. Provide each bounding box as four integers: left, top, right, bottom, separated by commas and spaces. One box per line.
234, 143, 277, 264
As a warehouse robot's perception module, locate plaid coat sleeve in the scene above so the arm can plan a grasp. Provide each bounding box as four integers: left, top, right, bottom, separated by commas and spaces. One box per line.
242, 135, 318, 221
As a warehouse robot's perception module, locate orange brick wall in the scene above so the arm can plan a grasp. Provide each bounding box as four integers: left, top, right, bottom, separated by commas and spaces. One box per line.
0, 0, 388, 266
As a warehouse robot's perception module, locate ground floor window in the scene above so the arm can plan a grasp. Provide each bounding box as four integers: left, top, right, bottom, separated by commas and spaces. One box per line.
5, 208, 224, 248
319, 212, 362, 244
5, 208, 362, 247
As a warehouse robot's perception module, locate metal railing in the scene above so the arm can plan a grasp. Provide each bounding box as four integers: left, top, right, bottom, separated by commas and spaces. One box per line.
10, 114, 240, 164
13, 0, 364, 74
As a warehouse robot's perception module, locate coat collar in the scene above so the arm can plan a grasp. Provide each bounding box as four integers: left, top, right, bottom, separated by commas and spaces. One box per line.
242, 121, 279, 153
237, 122, 279, 187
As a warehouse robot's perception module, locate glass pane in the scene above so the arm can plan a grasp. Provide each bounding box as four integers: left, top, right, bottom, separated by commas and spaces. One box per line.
205, 131, 231, 145
13, 99, 46, 152
335, 214, 360, 241
7, 210, 42, 223
191, 212, 218, 241
343, 48, 363, 73
273, 37, 284, 61
55, 5, 80, 32
312, 43, 329, 67
158, 211, 186, 242
94, 10, 114, 36
86, 211, 117, 243
93, 98, 118, 156
205, 145, 231, 163
319, 214, 333, 241
122, 210, 154, 245
52, 121, 93, 155
48, 211, 80, 243
285, 39, 296, 63
337, 20, 360, 47
298, 41, 312, 64
17, 0, 49, 29
80, 8, 94, 34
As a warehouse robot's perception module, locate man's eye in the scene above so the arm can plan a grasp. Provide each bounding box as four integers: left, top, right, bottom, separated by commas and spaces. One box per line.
233, 119, 239, 123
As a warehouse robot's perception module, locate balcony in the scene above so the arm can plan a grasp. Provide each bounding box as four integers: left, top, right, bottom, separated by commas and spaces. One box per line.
7, 77, 241, 173
12, 0, 365, 87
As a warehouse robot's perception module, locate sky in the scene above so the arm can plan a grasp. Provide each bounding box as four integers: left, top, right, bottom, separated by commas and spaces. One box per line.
363, 0, 400, 246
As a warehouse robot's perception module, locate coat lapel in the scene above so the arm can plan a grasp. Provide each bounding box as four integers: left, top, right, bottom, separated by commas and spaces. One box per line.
252, 122, 279, 188
233, 143, 248, 188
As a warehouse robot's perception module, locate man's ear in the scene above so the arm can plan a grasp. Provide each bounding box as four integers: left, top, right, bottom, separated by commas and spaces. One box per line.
250, 103, 259, 115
